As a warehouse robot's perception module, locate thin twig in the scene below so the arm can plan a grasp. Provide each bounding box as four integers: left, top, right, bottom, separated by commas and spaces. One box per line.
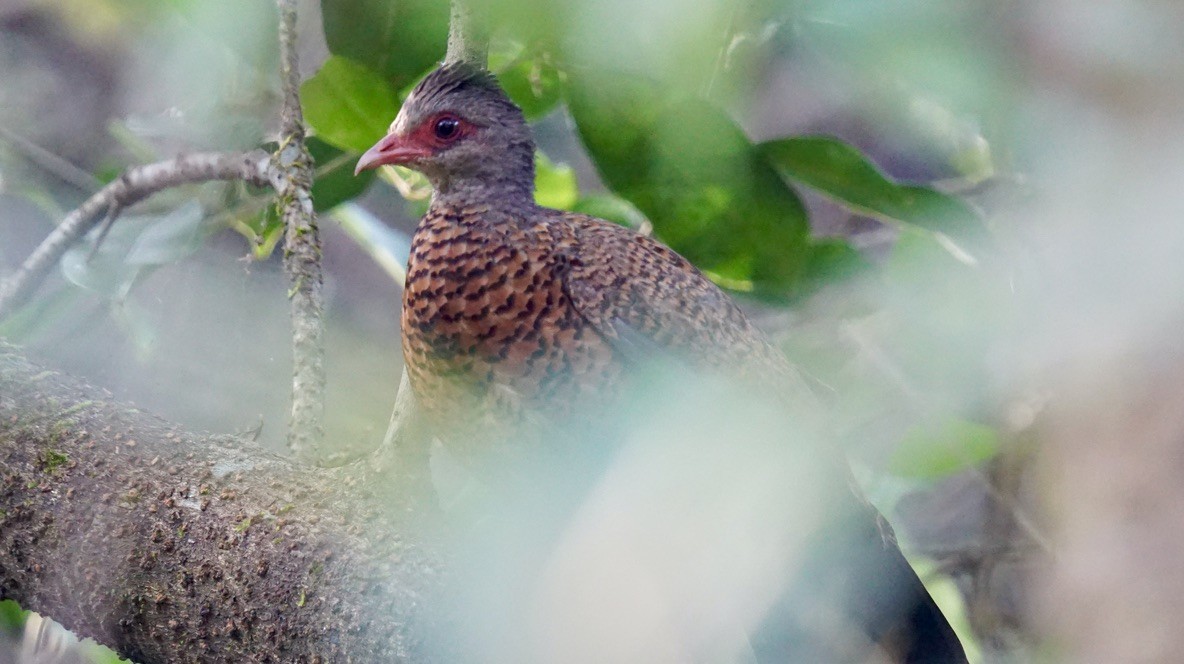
274, 0, 326, 458
0, 124, 102, 193
0, 150, 271, 321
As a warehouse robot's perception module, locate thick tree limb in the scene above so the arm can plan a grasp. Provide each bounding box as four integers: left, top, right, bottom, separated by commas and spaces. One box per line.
0, 342, 446, 663
0, 151, 272, 321
274, 0, 326, 460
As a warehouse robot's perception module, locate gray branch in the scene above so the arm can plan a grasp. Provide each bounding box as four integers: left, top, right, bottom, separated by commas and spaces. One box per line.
0, 151, 272, 321
445, 0, 489, 66
274, 0, 327, 460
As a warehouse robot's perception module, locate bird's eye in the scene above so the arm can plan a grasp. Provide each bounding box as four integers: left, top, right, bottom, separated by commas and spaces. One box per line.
433, 116, 460, 141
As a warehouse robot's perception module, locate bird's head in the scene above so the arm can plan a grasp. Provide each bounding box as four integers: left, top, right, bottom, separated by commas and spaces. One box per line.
355, 62, 536, 202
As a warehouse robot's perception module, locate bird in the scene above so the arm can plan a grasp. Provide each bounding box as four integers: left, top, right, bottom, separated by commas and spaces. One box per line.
355, 61, 968, 663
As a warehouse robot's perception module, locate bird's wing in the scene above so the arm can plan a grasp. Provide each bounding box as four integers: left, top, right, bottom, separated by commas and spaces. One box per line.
551, 211, 967, 663
553, 211, 817, 404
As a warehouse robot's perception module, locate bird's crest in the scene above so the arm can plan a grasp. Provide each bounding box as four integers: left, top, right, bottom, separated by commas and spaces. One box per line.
408, 62, 502, 108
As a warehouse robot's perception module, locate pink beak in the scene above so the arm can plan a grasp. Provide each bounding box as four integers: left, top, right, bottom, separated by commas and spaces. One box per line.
354, 132, 432, 174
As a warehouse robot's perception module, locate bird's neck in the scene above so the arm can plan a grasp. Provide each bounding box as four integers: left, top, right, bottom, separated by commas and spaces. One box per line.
427, 139, 537, 213
429, 176, 536, 214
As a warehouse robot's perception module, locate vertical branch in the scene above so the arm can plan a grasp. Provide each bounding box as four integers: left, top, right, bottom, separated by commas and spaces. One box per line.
275, 0, 325, 458
445, 0, 489, 66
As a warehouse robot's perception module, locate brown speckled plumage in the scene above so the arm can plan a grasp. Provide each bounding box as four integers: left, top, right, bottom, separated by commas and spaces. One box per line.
401, 204, 619, 455
400, 188, 823, 457
358, 62, 967, 664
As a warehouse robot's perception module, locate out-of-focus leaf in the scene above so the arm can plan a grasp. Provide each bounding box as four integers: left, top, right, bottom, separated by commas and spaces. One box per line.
60, 244, 137, 299
59, 242, 135, 295
495, 53, 563, 120
176, 0, 278, 72
0, 599, 26, 635
302, 56, 400, 153
320, 0, 448, 88
889, 418, 1000, 479
570, 194, 649, 230
331, 203, 412, 286
567, 72, 810, 298
126, 201, 206, 265
788, 1, 1006, 189
113, 296, 160, 359
533, 152, 577, 210
119, 0, 275, 151
308, 137, 374, 211
63, 203, 205, 298
83, 639, 133, 664
800, 238, 873, 292
760, 137, 984, 247
881, 226, 1005, 404
231, 206, 285, 261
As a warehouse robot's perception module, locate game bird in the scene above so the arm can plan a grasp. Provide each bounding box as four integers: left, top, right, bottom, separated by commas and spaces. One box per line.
355, 61, 968, 663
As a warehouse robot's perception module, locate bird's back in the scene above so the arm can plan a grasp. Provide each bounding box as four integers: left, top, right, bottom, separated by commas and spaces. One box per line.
402, 202, 807, 440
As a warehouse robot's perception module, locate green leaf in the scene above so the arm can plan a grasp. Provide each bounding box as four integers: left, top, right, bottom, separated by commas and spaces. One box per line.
302, 56, 400, 153
236, 206, 286, 261
0, 599, 27, 635
567, 72, 811, 298
307, 137, 374, 212
888, 418, 1000, 479
495, 55, 563, 120
800, 238, 873, 293
320, 0, 448, 88
760, 136, 984, 247
533, 152, 577, 210
113, 296, 160, 360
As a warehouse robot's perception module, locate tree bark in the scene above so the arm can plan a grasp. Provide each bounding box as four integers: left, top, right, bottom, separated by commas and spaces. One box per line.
0, 342, 446, 663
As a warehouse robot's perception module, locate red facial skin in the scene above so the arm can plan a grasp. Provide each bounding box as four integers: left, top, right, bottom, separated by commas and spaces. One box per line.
354, 113, 475, 174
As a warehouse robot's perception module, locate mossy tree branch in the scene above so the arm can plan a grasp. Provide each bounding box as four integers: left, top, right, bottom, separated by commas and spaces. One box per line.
445, 0, 489, 67
274, 0, 326, 460
0, 342, 447, 663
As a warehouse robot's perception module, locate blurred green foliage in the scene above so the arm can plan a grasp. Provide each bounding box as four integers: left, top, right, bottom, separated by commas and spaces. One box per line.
320, 0, 448, 88
0, 1, 1018, 657
566, 72, 812, 296
0, 599, 25, 635
889, 417, 1000, 479
301, 0, 988, 301
760, 137, 985, 247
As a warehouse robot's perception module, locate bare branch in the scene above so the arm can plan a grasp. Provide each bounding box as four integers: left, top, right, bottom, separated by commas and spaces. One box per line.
274, 0, 326, 459
445, 0, 488, 66
0, 124, 102, 193
0, 151, 272, 321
